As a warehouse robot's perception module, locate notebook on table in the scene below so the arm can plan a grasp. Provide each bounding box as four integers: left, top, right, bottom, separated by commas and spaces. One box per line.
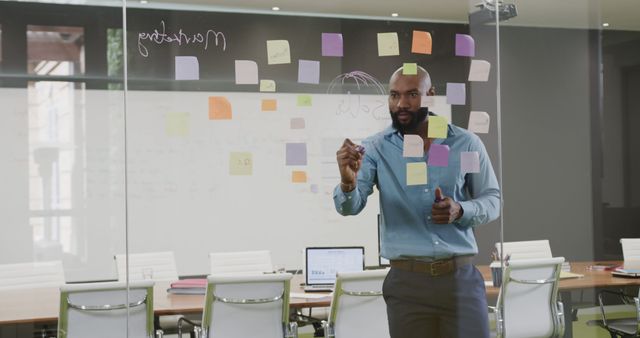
304, 247, 365, 292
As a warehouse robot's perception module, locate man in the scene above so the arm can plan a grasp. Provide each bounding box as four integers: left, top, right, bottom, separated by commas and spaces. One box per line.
333, 66, 500, 338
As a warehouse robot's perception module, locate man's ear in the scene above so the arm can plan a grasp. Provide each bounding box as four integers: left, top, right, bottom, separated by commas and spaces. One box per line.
427, 86, 436, 96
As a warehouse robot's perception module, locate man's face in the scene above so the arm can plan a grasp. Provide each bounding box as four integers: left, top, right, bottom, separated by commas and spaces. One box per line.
388, 74, 427, 133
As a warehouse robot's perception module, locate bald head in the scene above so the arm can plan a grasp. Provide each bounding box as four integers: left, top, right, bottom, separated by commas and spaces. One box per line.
389, 65, 432, 95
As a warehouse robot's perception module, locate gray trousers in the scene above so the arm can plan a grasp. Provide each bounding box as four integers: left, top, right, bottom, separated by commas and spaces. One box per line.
382, 263, 490, 338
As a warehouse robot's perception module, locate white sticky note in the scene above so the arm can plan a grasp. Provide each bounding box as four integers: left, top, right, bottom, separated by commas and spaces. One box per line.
421, 95, 435, 107
175, 56, 199, 80
377, 32, 400, 56
235, 60, 259, 84
403, 135, 424, 157
468, 60, 491, 82
468, 111, 490, 134
407, 162, 427, 186
267, 40, 291, 65
461, 151, 480, 173
260, 79, 276, 92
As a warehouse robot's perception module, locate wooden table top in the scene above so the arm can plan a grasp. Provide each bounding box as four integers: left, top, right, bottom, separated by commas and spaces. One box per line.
0, 261, 634, 325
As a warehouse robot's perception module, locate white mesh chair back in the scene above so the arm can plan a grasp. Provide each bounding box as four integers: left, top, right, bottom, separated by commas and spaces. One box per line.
201, 273, 293, 338
620, 238, 640, 261
496, 240, 553, 260
115, 251, 179, 282
0, 261, 65, 290
327, 269, 390, 338
498, 257, 564, 338
209, 250, 273, 275
57, 280, 154, 338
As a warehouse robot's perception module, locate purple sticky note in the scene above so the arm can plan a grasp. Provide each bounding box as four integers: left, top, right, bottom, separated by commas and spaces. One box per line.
175, 56, 199, 80
461, 151, 480, 173
455, 34, 475, 57
286, 143, 307, 166
446, 82, 466, 105
428, 144, 450, 167
298, 60, 320, 84
310, 184, 319, 194
322, 33, 343, 57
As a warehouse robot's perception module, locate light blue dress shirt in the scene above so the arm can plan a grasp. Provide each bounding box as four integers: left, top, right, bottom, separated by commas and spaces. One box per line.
333, 123, 501, 260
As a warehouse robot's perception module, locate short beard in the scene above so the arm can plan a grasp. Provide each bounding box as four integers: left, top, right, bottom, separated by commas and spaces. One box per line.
391, 108, 428, 134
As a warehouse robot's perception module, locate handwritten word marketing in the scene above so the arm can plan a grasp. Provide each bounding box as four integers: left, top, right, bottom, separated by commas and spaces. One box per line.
137, 21, 226, 57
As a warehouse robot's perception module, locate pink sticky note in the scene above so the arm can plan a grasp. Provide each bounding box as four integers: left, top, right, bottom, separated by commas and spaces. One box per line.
428, 144, 450, 167
455, 34, 475, 57
298, 60, 320, 84
446, 83, 466, 105
290, 118, 305, 129
461, 151, 480, 173
322, 33, 343, 57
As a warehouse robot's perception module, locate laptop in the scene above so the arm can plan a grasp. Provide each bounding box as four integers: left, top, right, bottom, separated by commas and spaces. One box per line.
304, 247, 365, 292
612, 263, 640, 278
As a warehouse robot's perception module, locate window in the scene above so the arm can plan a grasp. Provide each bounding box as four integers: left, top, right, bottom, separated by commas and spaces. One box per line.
27, 25, 85, 77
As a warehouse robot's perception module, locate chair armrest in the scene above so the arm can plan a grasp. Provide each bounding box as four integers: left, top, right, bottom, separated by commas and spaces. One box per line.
322, 321, 334, 338
285, 321, 298, 338
598, 289, 636, 327
155, 329, 164, 338
556, 301, 565, 338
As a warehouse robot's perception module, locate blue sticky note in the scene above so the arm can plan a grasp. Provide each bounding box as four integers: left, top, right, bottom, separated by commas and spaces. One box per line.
322, 33, 343, 57
175, 56, 199, 80
286, 143, 307, 166
446, 83, 466, 105
455, 34, 475, 57
298, 60, 320, 84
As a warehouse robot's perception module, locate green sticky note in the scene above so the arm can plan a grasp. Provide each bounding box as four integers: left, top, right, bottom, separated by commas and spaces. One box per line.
403, 63, 418, 75
166, 112, 189, 137
229, 152, 253, 176
260, 79, 276, 92
428, 115, 448, 139
407, 162, 427, 186
266, 40, 291, 65
377, 32, 400, 56
297, 95, 312, 107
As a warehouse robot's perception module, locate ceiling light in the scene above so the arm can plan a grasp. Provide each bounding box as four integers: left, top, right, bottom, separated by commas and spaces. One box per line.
602, 22, 610, 27
391, 13, 399, 17
140, 0, 148, 3
272, 6, 280, 11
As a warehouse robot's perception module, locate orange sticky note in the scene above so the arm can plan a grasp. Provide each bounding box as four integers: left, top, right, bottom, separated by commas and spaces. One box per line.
209, 97, 232, 120
412, 31, 432, 55
262, 99, 277, 111
292, 171, 307, 183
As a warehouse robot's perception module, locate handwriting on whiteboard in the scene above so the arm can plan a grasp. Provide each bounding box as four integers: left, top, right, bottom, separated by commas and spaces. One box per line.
327, 71, 388, 120
137, 20, 227, 57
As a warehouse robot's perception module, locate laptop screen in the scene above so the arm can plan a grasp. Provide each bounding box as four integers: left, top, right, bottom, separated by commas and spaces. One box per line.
305, 247, 365, 285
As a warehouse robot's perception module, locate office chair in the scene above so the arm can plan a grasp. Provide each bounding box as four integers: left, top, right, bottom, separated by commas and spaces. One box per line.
0, 260, 65, 290
209, 250, 274, 275
57, 280, 161, 338
178, 273, 297, 338
489, 257, 565, 338
495, 240, 553, 260
620, 239, 640, 261
323, 269, 390, 338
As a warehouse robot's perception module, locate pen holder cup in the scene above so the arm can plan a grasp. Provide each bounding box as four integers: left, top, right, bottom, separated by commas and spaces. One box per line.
490, 262, 503, 288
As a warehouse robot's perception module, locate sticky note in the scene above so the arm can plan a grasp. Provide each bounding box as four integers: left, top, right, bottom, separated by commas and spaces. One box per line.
428, 144, 450, 167
468, 111, 490, 134
175, 56, 199, 80
407, 162, 427, 186
260, 79, 276, 92
377, 32, 400, 56
266, 40, 291, 65
455, 34, 475, 57
166, 112, 189, 137
322, 33, 343, 57
446, 83, 466, 105
286, 143, 307, 166
403, 135, 424, 157
461, 151, 480, 173
428, 115, 448, 139
297, 95, 312, 107
209, 96, 232, 120
298, 60, 320, 84
412, 30, 432, 54
468, 60, 491, 82
292, 171, 308, 183
290, 118, 305, 129
261, 99, 277, 111
235, 60, 259, 84
310, 184, 319, 193
229, 152, 253, 176
421, 95, 435, 107
403, 63, 418, 75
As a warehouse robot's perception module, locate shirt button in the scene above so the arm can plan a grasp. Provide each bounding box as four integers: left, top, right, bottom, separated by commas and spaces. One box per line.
434, 241, 439, 245
424, 188, 430, 193
347, 196, 352, 200
427, 216, 432, 220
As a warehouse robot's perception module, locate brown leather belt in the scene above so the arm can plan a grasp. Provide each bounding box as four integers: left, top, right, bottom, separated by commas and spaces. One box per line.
390, 256, 474, 276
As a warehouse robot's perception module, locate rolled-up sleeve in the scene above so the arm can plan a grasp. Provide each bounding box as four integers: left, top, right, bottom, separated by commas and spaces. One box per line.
333, 144, 377, 216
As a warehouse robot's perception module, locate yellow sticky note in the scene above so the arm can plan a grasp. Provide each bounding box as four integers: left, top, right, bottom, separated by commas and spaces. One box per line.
267, 40, 291, 65
260, 79, 276, 92
297, 95, 312, 107
261, 99, 277, 111
377, 32, 399, 56
407, 162, 427, 186
403, 63, 417, 75
209, 96, 232, 120
229, 152, 253, 176
428, 115, 448, 139
292, 171, 307, 183
166, 112, 189, 137
412, 30, 432, 54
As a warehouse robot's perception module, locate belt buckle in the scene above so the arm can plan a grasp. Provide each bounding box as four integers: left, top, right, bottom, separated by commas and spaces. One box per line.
430, 260, 449, 276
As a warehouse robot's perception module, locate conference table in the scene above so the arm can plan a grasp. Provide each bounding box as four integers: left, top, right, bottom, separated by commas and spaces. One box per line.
1, 261, 638, 337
